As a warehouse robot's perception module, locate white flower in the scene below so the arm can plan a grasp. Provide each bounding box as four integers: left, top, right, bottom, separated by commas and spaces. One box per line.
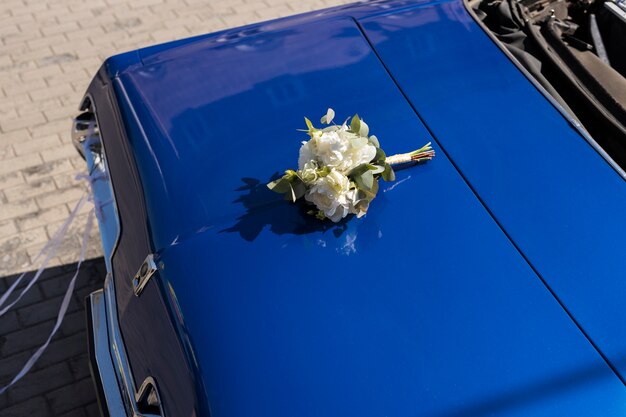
305, 169, 354, 222
299, 160, 319, 184
297, 132, 319, 170
298, 126, 377, 173
315, 130, 350, 170
348, 189, 369, 218
344, 134, 377, 170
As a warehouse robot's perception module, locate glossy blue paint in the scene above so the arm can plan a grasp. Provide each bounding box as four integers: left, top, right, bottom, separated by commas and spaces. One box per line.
88, 0, 626, 416
104, 50, 142, 78
156, 150, 626, 417
359, 0, 626, 383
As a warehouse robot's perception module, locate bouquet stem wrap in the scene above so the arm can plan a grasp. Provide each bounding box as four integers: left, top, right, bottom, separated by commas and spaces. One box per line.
385, 142, 436, 167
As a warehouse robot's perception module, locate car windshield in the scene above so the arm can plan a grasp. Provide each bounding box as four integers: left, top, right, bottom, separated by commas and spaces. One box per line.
469, 0, 626, 169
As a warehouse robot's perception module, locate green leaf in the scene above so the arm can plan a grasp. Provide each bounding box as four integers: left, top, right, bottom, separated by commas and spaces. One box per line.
307, 209, 326, 220
359, 119, 369, 137
370, 178, 378, 195
371, 177, 379, 196
374, 147, 387, 165
286, 183, 297, 202
317, 166, 331, 177
320, 108, 335, 125
267, 179, 280, 190
382, 164, 396, 182
285, 169, 298, 179
361, 170, 374, 189
267, 177, 291, 194
347, 163, 370, 178
369, 164, 385, 175
292, 178, 307, 200
304, 117, 315, 133
350, 115, 360, 133
369, 135, 380, 148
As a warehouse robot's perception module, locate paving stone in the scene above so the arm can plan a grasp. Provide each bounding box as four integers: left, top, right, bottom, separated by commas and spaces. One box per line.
59, 309, 88, 337
84, 402, 101, 417
0, 227, 48, 253
16, 292, 82, 327
1, 396, 50, 417
3, 362, 73, 403
4, 177, 58, 202
23, 159, 75, 183
0, 259, 105, 414
36, 186, 85, 209
40, 269, 83, 298
37, 333, 89, 371
0, 171, 25, 190
0, 349, 33, 383
12, 134, 62, 156
46, 377, 97, 415
68, 353, 91, 381
16, 205, 70, 232
0, 316, 52, 357
0, 249, 30, 275
0, 310, 21, 335
0, 219, 18, 236
59, 408, 88, 417
0, 153, 42, 176
0, 198, 40, 222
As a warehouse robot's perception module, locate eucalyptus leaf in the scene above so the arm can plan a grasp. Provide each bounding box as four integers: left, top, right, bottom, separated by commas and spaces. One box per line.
359, 119, 369, 137
320, 108, 335, 125
370, 164, 385, 175
371, 177, 379, 196
350, 115, 360, 133
288, 183, 297, 202
267, 178, 281, 190
361, 170, 374, 189
267, 177, 291, 194
382, 164, 396, 182
292, 178, 307, 200
348, 163, 370, 178
369, 135, 380, 148
354, 176, 377, 198
375, 147, 387, 165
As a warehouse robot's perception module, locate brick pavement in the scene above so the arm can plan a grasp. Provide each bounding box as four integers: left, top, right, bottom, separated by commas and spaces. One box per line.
0, 0, 354, 277
0, 258, 106, 417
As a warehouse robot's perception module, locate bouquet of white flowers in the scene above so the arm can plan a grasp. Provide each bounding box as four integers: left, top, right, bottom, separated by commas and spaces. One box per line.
268, 108, 434, 222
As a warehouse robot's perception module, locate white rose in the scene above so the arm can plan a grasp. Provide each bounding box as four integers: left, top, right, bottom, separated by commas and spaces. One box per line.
297, 124, 377, 174
305, 169, 353, 222
299, 160, 319, 184
298, 139, 315, 171
343, 134, 377, 171
314, 130, 350, 171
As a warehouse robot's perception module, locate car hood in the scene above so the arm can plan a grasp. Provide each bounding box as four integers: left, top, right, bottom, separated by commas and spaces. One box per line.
103, 1, 626, 416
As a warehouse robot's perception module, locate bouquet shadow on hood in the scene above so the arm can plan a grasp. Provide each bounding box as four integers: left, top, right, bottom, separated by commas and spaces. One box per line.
220, 175, 351, 242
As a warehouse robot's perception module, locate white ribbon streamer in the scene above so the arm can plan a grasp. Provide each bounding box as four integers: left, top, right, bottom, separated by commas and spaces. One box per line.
0, 208, 95, 394
0, 192, 89, 317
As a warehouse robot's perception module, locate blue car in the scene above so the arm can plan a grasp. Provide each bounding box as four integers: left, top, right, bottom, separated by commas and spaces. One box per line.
78, 0, 626, 416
